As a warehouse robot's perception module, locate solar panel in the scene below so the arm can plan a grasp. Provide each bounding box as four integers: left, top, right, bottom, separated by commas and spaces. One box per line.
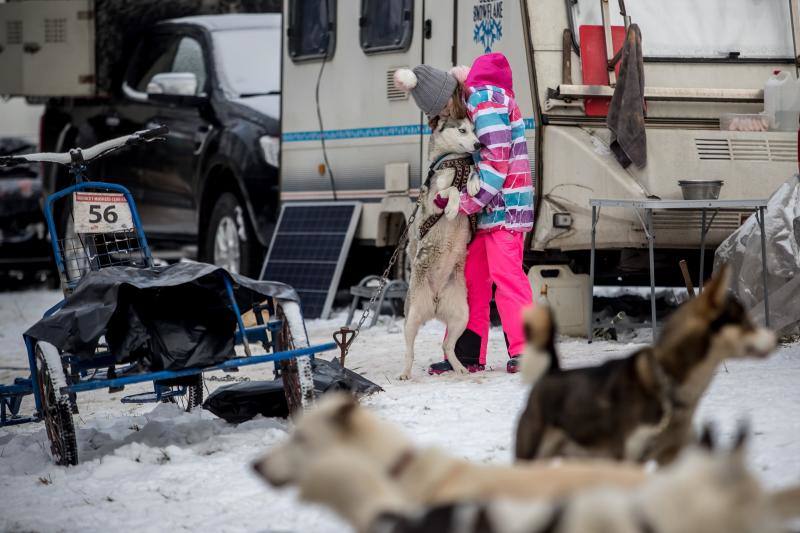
259, 202, 361, 319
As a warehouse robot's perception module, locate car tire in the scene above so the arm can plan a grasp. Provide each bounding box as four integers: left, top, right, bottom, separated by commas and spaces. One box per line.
203, 192, 260, 276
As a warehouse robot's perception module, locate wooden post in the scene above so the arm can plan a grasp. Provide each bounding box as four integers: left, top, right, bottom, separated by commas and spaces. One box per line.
679, 260, 696, 298
562, 29, 573, 85
601, 0, 617, 86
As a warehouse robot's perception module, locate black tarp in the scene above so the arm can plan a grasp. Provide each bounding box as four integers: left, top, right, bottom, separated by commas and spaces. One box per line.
25, 262, 298, 371
203, 358, 383, 422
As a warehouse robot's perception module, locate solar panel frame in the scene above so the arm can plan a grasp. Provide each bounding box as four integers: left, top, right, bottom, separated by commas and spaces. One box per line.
259, 201, 361, 319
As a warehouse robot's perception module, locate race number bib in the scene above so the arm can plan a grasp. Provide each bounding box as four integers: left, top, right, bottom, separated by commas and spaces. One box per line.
72, 192, 134, 233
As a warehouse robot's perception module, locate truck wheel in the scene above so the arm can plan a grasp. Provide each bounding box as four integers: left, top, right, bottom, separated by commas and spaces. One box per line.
203, 193, 259, 276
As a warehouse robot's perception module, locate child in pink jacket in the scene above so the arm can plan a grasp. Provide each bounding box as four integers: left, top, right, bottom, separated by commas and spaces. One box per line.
399, 53, 535, 374
438, 52, 534, 374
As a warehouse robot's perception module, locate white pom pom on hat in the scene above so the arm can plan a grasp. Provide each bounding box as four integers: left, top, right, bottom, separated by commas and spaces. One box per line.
449, 65, 470, 84
393, 68, 418, 92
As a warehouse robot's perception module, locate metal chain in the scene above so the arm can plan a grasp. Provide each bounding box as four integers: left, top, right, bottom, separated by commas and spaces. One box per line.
333, 153, 462, 360
334, 195, 423, 359
354, 198, 421, 341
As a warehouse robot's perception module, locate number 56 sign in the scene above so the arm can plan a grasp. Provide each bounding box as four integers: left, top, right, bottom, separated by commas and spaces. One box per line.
72, 192, 134, 234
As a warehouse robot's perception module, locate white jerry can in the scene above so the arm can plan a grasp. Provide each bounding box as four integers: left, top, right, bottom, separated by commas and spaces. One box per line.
528, 265, 590, 337
764, 70, 800, 132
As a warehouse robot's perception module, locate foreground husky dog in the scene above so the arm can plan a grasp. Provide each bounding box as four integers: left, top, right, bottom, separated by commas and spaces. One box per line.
400, 117, 481, 379
252, 394, 646, 505
515, 266, 777, 464
289, 427, 797, 533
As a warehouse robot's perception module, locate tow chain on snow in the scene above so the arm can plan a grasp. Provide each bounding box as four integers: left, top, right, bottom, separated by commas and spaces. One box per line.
333, 196, 422, 364
332, 152, 468, 364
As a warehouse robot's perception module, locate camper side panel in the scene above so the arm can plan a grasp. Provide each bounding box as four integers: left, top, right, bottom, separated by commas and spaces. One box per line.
280, 0, 425, 241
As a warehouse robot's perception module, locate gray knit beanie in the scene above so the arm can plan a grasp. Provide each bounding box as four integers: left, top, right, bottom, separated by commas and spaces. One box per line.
409, 65, 457, 117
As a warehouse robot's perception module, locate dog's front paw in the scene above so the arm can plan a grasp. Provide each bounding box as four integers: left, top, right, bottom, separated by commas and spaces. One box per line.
467, 172, 481, 196
444, 188, 460, 220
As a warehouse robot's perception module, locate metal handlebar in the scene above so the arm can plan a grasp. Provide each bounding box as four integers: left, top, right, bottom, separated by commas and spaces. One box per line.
0, 125, 169, 167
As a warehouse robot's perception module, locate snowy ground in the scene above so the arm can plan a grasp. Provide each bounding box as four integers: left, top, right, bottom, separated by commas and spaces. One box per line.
1, 289, 799, 532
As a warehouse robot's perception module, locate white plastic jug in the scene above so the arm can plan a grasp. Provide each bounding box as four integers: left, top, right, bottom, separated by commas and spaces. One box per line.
764, 70, 800, 131
528, 265, 590, 337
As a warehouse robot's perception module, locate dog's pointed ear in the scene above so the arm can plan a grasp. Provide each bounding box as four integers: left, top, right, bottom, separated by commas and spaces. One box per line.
699, 422, 716, 450
523, 306, 554, 348
733, 420, 750, 452
701, 265, 731, 310
331, 395, 359, 429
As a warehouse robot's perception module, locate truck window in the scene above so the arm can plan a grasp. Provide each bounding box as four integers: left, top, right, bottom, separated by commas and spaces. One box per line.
288, 0, 336, 61
125, 34, 207, 97
568, 0, 794, 61
360, 0, 413, 54
171, 36, 207, 95
126, 34, 179, 93
213, 28, 281, 97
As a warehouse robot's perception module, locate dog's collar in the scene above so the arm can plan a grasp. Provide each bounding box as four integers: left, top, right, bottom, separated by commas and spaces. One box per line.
388, 449, 416, 479
425, 153, 473, 186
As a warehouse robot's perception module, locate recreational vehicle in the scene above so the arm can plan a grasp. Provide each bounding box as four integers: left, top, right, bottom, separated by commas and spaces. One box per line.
280, 0, 798, 282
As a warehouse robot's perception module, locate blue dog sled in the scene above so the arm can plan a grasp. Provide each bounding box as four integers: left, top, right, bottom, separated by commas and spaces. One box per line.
0, 126, 335, 465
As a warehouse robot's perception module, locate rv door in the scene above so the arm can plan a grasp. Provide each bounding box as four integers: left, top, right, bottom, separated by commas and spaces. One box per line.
422, 0, 455, 66
420, 0, 455, 163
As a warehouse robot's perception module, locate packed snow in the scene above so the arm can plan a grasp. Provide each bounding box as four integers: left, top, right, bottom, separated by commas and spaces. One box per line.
1, 289, 799, 532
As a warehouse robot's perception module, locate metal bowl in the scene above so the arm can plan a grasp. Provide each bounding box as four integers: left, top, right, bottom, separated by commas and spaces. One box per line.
678, 180, 724, 200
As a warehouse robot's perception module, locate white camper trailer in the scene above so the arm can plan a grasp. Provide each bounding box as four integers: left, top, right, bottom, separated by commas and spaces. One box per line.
280, 0, 798, 278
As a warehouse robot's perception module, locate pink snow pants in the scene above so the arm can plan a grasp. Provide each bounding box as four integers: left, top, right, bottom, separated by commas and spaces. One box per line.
449, 229, 534, 365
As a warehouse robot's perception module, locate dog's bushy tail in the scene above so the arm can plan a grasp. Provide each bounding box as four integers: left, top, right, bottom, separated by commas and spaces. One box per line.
520, 306, 561, 384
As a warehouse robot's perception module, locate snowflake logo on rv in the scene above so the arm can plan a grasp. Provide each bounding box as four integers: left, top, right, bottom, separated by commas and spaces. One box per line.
473, 0, 503, 53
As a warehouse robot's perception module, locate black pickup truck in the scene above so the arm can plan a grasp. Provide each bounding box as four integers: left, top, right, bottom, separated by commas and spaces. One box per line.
40, 14, 281, 276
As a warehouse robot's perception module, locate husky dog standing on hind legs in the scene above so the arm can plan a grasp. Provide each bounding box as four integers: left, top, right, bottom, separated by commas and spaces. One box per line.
399, 114, 481, 379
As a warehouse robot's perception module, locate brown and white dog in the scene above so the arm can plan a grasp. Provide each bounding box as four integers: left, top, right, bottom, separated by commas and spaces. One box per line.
515, 266, 776, 464
272, 425, 798, 533
252, 393, 646, 506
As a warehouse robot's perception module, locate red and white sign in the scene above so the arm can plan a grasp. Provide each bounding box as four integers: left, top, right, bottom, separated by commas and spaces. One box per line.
72, 192, 133, 233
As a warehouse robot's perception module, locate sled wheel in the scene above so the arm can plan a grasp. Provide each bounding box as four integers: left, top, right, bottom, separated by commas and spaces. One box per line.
185, 375, 204, 412
35, 343, 78, 466
276, 312, 303, 414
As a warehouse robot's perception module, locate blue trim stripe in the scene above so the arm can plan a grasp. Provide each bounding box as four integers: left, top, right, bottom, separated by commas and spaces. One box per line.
283, 120, 536, 143
283, 124, 425, 142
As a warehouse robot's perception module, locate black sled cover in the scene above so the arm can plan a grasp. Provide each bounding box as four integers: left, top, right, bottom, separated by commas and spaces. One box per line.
25, 262, 298, 371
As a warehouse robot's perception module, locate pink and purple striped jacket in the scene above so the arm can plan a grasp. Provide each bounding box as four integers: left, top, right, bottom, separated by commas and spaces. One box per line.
458, 53, 534, 233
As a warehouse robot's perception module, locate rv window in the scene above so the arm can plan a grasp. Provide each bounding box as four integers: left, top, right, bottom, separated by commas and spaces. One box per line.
288, 0, 336, 61
568, 0, 794, 61
360, 0, 414, 54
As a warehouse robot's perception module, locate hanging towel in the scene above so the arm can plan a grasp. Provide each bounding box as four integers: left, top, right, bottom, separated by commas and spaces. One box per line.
607, 24, 646, 169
